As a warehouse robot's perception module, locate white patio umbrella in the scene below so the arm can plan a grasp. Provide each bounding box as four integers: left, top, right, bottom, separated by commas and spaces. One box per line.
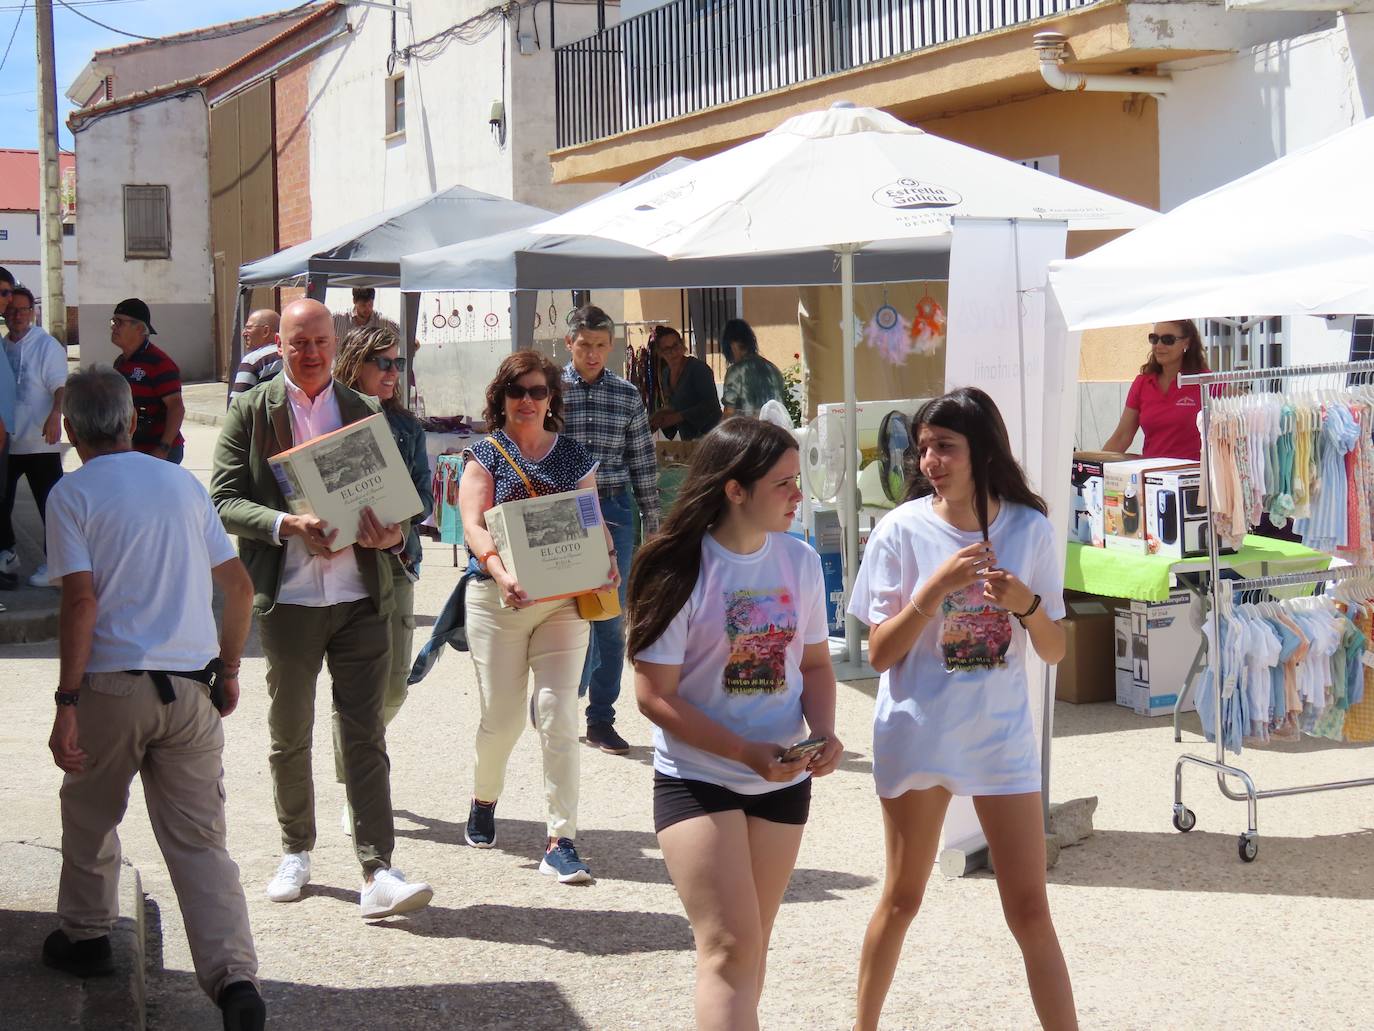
1050, 115, 1374, 329
539, 102, 1155, 666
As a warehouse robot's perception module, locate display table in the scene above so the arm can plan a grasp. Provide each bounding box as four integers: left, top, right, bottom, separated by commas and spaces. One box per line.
1064, 536, 1330, 603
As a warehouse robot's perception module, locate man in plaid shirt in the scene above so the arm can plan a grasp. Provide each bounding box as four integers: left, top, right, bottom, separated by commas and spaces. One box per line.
561, 304, 661, 755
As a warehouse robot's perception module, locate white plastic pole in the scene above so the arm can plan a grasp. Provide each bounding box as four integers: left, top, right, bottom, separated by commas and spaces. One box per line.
840, 246, 861, 666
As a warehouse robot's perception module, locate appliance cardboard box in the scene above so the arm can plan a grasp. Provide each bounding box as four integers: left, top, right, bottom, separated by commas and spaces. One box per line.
1068, 451, 1130, 547
1142, 463, 1236, 560
810, 507, 846, 638
1103, 459, 1184, 554
483, 487, 610, 605
1114, 589, 1201, 717
1056, 595, 1123, 703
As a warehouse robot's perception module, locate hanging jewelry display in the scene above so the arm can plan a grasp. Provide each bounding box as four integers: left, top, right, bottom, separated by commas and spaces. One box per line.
861, 288, 915, 365
910, 285, 947, 355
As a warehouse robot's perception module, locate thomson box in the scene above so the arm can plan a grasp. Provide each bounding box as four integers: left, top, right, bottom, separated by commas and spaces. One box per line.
484, 487, 610, 605
1103, 458, 1183, 554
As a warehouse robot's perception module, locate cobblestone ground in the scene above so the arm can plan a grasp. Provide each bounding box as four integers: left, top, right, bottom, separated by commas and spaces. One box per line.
3, 420, 1373, 1029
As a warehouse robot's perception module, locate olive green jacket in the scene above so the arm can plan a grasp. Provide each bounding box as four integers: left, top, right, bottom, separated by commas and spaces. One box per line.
211, 375, 397, 617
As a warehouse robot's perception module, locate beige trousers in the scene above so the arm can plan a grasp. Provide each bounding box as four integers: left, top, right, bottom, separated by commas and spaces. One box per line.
58, 672, 258, 1001
465, 578, 590, 840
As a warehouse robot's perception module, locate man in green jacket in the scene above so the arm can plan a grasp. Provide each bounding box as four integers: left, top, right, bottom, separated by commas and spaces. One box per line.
211, 298, 432, 921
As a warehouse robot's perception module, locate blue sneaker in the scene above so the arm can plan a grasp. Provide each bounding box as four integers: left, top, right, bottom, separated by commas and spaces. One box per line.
465, 799, 497, 848
539, 837, 592, 884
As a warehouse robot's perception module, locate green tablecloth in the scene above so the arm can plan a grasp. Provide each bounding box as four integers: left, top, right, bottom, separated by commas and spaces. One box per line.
1064, 536, 1330, 602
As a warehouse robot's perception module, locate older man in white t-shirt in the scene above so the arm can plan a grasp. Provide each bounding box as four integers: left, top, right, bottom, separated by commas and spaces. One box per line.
42, 365, 266, 1030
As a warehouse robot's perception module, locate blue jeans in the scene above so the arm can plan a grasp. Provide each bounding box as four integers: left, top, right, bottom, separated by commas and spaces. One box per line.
580, 490, 636, 725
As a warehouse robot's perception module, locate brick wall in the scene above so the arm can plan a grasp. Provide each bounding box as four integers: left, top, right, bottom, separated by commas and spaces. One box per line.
274, 61, 310, 250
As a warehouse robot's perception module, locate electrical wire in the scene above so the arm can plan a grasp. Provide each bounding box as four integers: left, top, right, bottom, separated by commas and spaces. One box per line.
0, 0, 26, 75
53, 0, 316, 44
54, 0, 157, 39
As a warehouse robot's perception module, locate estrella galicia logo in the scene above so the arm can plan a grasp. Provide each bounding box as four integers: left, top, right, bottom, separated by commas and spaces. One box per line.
872, 178, 962, 210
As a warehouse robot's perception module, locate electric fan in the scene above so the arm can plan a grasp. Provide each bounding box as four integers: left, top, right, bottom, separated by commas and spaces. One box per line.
799, 410, 846, 506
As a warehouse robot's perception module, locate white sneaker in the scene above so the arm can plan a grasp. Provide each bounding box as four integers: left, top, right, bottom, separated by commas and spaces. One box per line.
359, 868, 433, 921
265, 851, 311, 902
0, 549, 18, 574
341, 804, 352, 838
27, 564, 50, 588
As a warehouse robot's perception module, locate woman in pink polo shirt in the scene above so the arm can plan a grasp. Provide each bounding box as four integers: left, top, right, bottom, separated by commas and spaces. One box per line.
1103, 319, 1210, 460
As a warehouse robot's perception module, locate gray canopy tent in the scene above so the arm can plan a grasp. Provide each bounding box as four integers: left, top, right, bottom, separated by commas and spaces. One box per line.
232, 184, 553, 375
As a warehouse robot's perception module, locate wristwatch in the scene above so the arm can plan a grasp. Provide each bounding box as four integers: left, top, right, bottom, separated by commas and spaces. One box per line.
54, 690, 79, 707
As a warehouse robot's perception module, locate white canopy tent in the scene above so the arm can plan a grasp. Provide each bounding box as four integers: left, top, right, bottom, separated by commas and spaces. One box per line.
1049, 115, 1374, 329
538, 102, 1155, 670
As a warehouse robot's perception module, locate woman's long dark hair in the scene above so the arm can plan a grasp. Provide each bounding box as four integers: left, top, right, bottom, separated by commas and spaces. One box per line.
627, 418, 797, 657
903, 387, 1047, 539
1140, 318, 1208, 376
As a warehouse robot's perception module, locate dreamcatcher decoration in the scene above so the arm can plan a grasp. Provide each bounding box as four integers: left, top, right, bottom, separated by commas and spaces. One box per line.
909, 287, 946, 356
861, 292, 914, 365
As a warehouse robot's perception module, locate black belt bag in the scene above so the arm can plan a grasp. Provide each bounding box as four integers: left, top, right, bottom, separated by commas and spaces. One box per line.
126, 659, 227, 713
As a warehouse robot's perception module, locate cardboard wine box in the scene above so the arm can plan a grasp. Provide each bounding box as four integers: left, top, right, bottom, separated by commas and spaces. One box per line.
484, 487, 610, 605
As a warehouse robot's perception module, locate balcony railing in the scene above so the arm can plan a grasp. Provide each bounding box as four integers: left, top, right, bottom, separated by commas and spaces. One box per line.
555, 0, 1101, 149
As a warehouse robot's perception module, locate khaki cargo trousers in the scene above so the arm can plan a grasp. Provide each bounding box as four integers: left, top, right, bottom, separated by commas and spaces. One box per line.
58, 671, 258, 1001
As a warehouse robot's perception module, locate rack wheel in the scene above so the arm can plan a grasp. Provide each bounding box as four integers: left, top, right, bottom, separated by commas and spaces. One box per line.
1238, 834, 1258, 863
1172, 807, 1197, 833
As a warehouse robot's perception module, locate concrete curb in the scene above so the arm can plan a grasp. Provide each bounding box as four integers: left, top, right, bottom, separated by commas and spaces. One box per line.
0, 604, 59, 644
84, 862, 146, 1031
183, 408, 225, 429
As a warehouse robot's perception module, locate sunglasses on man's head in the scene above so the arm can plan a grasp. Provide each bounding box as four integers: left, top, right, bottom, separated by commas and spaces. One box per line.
1148, 333, 1186, 346
365, 355, 407, 373
504, 382, 550, 401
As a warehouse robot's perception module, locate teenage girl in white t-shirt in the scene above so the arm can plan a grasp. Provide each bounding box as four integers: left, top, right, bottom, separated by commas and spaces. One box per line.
848, 387, 1078, 1030
628, 418, 844, 1031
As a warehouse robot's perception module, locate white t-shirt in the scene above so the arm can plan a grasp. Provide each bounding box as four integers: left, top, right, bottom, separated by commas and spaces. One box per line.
847, 496, 1066, 798
45, 451, 237, 672
634, 532, 830, 794
5, 326, 68, 454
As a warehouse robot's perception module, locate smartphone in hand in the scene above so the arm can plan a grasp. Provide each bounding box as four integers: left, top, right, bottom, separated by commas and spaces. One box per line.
777, 735, 828, 763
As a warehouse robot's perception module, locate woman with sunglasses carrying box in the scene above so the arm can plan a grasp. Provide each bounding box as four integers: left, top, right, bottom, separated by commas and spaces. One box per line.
330, 326, 433, 836
458, 351, 618, 884
849, 388, 1077, 1031
1103, 320, 1210, 461
629, 418, 843, 1030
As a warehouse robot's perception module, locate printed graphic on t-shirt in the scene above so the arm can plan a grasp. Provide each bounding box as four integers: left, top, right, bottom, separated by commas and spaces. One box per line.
939, 583, 1011, 671
722, 587, 797, 694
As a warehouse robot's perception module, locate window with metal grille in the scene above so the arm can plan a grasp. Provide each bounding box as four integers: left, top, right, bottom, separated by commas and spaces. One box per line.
1349, 317, 1374, 361
684, 287, 736, 358
123, 185, 170, 259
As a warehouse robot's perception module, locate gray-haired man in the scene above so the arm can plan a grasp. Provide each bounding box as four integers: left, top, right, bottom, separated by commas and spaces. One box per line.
43, 365, 265, 1030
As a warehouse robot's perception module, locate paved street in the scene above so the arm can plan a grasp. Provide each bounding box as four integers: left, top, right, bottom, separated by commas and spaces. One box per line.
4, 419, 1374, 1030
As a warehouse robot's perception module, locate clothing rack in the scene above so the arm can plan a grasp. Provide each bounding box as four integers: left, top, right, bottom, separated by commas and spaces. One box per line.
1174, 360, 1374, 862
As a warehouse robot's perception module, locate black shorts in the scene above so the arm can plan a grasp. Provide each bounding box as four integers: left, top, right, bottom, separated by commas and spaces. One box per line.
652, 772, 812, 833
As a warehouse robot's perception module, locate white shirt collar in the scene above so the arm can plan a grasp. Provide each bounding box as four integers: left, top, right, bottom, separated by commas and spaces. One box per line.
282, 368, 335, 408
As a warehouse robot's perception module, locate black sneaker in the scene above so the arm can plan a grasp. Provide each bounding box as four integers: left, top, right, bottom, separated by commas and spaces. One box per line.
539, 837, 592, 884
41, 929, 115, 978
219, 979, 267, 1031
585, 721, 630, 755
465, 798, 497, 848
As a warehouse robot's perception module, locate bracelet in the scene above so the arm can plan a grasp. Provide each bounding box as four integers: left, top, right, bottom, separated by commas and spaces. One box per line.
910, 596, 935, 619
607, 548, 618, 558
477, 550, 499, 571
54, 690, 80, 707
1014, 594, 1042, 624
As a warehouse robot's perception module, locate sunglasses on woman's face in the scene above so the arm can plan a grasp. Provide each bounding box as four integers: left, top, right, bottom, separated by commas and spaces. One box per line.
504, 383, 550, 401
1148, 333, 1185, 346
366, 355, 407, 373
